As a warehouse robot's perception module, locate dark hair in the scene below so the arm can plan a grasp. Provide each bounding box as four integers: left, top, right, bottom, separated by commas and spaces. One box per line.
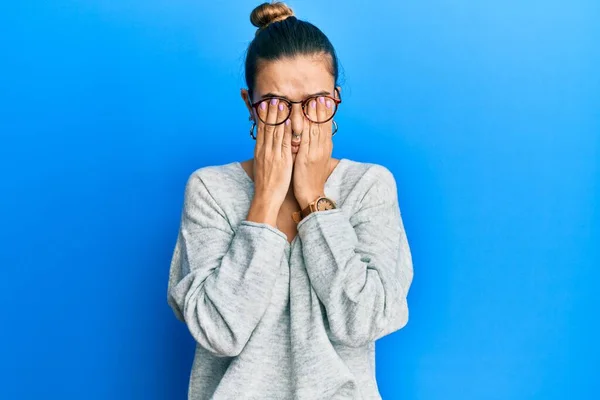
245, 2, 340, 98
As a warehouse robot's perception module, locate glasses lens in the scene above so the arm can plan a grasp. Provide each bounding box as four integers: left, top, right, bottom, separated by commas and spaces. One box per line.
258, 99, 290, 125
304, 96, 338, 123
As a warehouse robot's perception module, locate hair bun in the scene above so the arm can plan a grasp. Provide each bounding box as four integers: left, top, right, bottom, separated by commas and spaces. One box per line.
250, 2, 295, 31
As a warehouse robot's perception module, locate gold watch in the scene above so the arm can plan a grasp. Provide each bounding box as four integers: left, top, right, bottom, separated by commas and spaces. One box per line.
292, 195, 337, 223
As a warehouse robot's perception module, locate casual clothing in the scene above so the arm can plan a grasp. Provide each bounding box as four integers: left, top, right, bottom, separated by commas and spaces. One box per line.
167, 158, 414, 399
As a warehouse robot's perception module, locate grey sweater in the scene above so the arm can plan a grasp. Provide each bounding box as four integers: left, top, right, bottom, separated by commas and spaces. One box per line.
167, 158, 414, 400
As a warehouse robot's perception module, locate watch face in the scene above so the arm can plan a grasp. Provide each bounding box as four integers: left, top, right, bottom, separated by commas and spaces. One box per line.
316, 198, 336, 211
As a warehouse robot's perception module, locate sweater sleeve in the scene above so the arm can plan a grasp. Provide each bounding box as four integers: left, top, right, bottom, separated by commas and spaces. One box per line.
167, 171, 288, 357
296, 165, 414, 348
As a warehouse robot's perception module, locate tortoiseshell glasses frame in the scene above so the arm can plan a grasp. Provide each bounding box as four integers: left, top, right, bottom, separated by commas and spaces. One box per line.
250, 89, 342, 126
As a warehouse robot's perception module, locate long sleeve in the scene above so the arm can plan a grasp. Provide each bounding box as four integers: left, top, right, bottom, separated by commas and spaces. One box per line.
167, 171, 288, 357
296, 165, 414, 348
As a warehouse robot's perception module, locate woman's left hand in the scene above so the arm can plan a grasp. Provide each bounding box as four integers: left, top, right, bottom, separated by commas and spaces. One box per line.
293, 96, 335, 209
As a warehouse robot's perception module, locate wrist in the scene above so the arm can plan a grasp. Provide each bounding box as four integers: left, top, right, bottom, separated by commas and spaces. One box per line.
297, 191, 324, 211
247, 196, 281, 227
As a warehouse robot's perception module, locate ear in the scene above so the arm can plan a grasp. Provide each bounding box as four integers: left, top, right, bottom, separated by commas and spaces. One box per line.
334, 86, 342, 100
240, 88, 254, 118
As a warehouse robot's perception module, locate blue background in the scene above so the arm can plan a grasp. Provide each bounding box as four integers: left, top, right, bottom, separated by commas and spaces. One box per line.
1, 1, 598, 399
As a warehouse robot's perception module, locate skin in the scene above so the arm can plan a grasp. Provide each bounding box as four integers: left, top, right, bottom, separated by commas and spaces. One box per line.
239, 54, 342, 242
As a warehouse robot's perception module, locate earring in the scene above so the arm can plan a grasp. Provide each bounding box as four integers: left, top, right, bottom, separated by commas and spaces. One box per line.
249, 120, 257, 140
332, 120, 338, 136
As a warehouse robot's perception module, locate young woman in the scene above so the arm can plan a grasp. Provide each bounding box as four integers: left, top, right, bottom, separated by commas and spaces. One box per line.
167, 2, 414, 399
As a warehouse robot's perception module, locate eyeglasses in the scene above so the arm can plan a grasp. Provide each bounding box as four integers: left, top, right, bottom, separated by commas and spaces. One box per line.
250, 90, 342, 126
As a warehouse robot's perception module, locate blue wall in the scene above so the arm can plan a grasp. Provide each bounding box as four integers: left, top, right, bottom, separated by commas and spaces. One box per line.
1, 1, 598, 399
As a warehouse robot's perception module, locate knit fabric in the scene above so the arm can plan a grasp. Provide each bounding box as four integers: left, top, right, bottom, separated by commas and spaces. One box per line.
167, 158, 413, 399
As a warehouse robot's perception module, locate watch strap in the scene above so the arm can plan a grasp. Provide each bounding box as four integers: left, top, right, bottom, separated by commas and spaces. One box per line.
301, 201, 315, 218
291, 195, 331, 224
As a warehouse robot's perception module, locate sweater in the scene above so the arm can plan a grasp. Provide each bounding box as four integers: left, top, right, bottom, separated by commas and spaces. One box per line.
166, 157, 414, 399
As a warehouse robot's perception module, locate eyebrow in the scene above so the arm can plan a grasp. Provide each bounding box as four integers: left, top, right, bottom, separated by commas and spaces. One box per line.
259, 90, 331, 100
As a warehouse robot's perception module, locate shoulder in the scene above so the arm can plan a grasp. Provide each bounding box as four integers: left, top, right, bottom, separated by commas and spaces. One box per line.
338, 158, 398, 195
182, 161, 250, 208
186, 160, 248, 191
188, 161, 245, 185
335, 160, 403, 225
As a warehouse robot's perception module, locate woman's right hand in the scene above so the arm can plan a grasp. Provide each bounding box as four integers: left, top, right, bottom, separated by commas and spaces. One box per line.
247, 98, 293, 227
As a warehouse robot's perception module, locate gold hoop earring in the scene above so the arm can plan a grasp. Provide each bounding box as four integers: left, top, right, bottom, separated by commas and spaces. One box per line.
249, 121, 257, 140
332, 120, 338, 136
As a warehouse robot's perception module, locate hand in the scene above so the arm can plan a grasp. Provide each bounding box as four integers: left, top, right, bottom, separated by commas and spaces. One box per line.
247, 98, 293, 226
293, 96, 334, 209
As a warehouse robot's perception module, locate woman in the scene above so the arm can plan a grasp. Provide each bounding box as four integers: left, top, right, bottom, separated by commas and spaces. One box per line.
167, 2, 414, 399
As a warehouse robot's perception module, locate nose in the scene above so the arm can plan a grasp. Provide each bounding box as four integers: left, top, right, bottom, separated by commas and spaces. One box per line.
289, 103, 305, 142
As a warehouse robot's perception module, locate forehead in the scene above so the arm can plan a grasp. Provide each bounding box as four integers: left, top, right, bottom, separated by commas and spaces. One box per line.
253, 54, 334, 100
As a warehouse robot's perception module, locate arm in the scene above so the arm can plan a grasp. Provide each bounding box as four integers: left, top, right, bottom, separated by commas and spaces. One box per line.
167, 171, 288, 357
296, 165, 414, 348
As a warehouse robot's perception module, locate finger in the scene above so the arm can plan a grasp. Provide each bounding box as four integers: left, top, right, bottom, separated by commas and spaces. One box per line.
325, 97, 334, 125
272, 101, 287, 154
307, 97, 318, 124
297, 118, 309, 161
279, 118, 292, 159
263, 98, 280, 152
325, 98, 335, 150
317, 96, 328, 125
255, 100, 268, 149
317, 96, 330, 148
307, 98, 319, 153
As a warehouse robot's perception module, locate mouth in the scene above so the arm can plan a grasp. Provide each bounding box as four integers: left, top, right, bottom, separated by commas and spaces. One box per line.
291, 140, 301, 153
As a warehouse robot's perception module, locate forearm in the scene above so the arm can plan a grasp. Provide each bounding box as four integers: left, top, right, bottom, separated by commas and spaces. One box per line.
246, 195, 282, 228
297, 207, 413, 347
170, 219, 287, 357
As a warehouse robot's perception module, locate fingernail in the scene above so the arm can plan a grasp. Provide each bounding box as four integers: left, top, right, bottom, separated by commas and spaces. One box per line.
278, 103, 284, 111
285, 119, 290, 126
326, 100, 332, 108
311, 100, 316, 108
271, 98, 278, 105
260, 102, 266, 110
318, 96, 325, 103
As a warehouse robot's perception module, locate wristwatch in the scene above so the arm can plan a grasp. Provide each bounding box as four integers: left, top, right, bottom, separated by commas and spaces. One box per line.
292, 195, 337, 223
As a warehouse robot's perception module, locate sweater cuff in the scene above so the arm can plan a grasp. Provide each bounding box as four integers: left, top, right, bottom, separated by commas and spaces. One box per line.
297, 208, 356, 248
239, 220, 289, 242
